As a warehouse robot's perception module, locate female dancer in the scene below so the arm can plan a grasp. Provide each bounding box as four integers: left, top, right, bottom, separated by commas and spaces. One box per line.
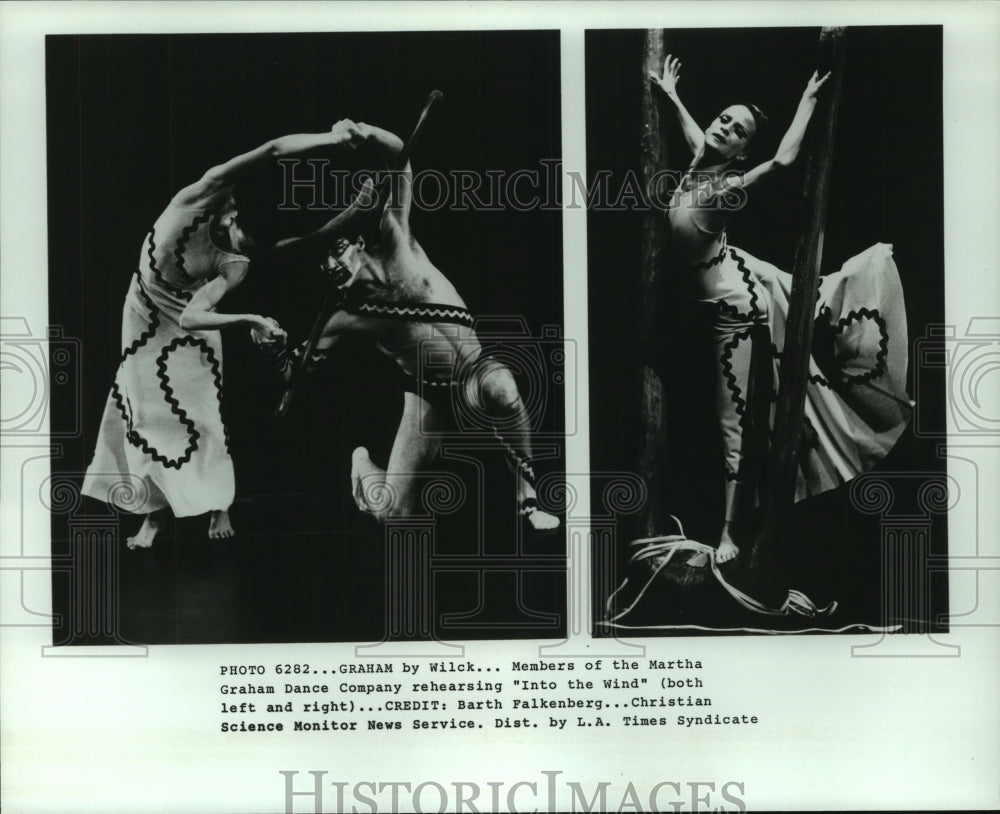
650, 55, 911, 563
82, 125, 361, 549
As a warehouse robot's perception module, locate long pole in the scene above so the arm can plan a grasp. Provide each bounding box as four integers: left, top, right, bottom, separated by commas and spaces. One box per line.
749, 28, 847, 582
636, 28, 669, 538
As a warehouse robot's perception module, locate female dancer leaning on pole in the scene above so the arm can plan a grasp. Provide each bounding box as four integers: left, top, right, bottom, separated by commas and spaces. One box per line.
649, 55, 911, 564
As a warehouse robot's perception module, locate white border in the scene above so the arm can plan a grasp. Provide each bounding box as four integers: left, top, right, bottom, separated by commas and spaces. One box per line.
3, 3, 999, 812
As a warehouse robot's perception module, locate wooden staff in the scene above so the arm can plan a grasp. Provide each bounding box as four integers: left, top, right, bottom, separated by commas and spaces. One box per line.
635, 28, 670, 539
749, 28, 847, 582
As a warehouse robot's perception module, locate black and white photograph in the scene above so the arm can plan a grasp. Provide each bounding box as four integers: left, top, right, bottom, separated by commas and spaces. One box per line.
2, 3, 1000, 813
45, 30, 567, 645
587, 26, 949, 633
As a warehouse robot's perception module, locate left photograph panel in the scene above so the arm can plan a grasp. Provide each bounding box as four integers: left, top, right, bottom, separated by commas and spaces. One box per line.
46, 31, 566, 645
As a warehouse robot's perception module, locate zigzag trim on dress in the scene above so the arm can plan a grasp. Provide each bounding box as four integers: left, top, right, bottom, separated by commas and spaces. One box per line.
701, 246, 761, 326
728, 247, 761, 319
686, 239, 728, 272
124, 269, 161, 356
719, 327, 753, 484
196, 337, 231, 456
720, 328, 753, 420
344, 300, 474, 327
145, 228, 192, 302
709, 248, 765, 485
112, 381, 173, 466
833, 307, 889, 386
152, 337, 203, 468
155, 334, 231, 463
769, 342, 832, 393
711, 298, 757, 324
772, 306, 890, 390
174, 210, 216, 283
110, 270, 185, 466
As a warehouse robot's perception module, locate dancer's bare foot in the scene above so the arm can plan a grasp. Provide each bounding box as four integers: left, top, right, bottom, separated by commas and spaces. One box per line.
350, 445, 394, 517
518, 496, 560, 532
126, 512, 164, 550
351, 446, 372, 511
716, 537, 739, 563
208, 509, 235, 539
686, 552, 709, 568
715, 518, 741, 564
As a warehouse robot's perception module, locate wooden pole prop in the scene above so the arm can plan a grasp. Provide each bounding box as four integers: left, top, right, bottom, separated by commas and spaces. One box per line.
748, 28, 846, 585
636, 29, 670, 539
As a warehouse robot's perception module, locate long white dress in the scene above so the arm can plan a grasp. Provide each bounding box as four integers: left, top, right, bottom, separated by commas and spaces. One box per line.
82, 191, 246, 516
668, 181, 911, 504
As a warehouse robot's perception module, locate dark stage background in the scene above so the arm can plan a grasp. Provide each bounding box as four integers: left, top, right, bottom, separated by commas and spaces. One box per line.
47, 31, 565, 644
586, 27, 948, 632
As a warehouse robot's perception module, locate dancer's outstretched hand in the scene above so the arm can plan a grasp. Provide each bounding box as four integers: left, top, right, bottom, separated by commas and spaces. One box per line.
649, 54, 683, 95
802, 70, 832, 101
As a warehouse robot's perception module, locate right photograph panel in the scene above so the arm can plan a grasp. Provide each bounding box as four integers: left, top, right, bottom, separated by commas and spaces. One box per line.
587, 26, 947, 634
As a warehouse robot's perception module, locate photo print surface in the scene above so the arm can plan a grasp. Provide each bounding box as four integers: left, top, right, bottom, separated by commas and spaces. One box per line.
586, 26, 947, 634
46, 30, 566, 645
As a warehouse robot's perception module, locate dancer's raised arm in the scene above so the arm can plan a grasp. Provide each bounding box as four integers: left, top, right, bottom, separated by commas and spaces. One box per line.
270, 121, 411, 261
361, 122, 411, 221
173, 128, 366, 207
735, 70, 831, 189
650, 54, 706, 155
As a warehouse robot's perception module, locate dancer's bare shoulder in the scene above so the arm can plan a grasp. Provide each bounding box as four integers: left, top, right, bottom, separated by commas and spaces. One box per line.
378, 239, 466, 308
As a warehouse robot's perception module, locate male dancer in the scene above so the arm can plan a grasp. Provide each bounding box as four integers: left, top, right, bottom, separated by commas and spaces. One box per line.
263, 120, 559, 531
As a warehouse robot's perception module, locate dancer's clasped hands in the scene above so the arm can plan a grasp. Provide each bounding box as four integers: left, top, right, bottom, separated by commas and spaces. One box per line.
250, 316, 287, 346
330, 118, 370, 149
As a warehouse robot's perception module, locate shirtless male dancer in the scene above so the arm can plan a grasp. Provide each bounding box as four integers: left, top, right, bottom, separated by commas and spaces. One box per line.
263, 120, 560, 531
